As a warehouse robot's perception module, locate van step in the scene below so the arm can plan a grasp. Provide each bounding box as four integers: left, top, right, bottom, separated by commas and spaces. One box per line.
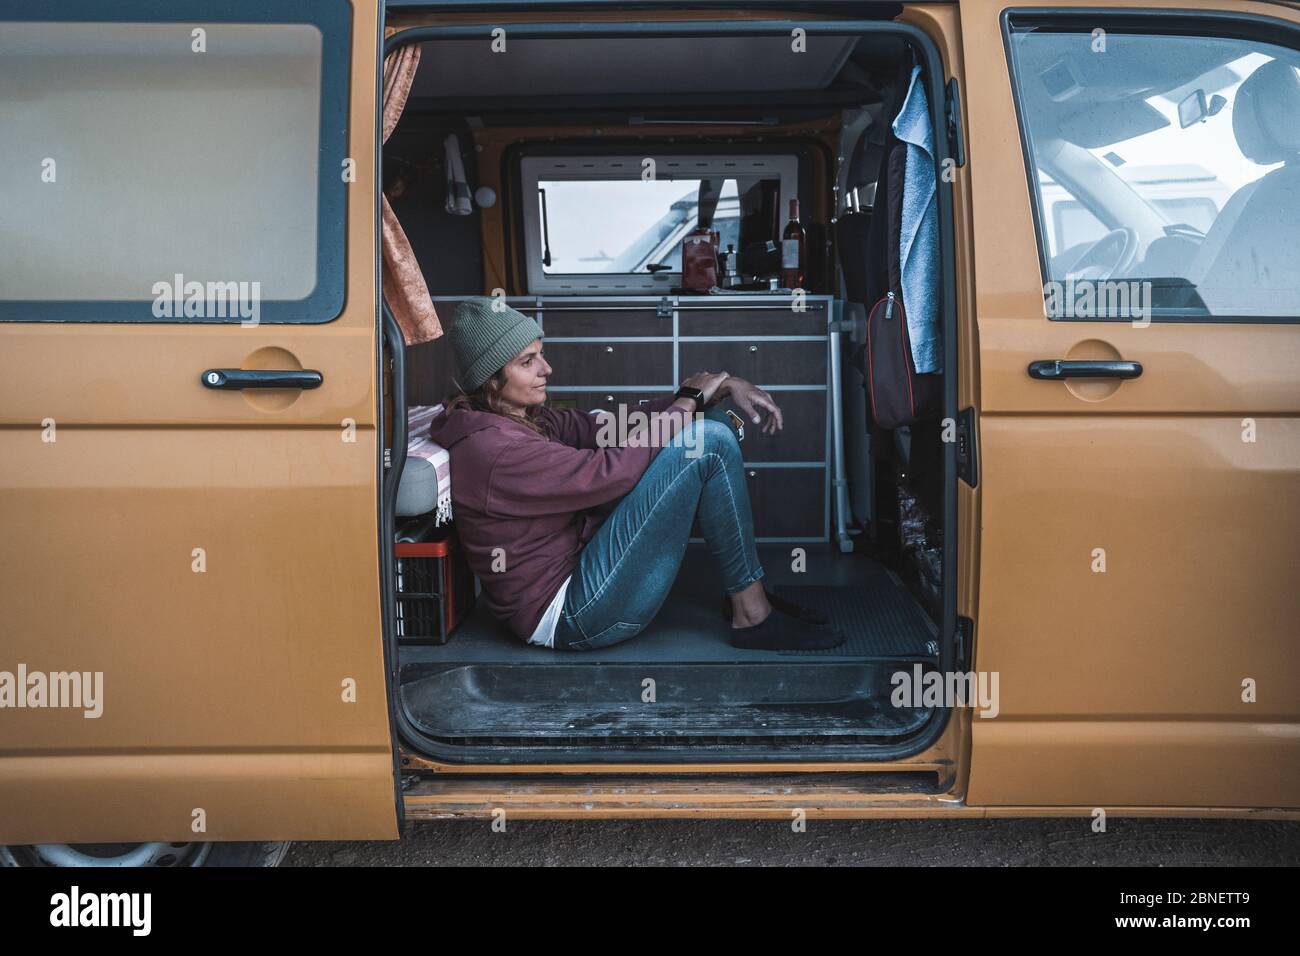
400, 660, 931, 740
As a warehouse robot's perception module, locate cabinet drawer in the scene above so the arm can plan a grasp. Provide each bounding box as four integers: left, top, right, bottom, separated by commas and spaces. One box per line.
540, 308, 671, 338
745, 467, 826, 539
680, 340, 825, 386
679, 306, 828, 336
722, 390, 826, 463
547, 392, 672, 415
692, 466, 826, 540
543, 342, 673, 387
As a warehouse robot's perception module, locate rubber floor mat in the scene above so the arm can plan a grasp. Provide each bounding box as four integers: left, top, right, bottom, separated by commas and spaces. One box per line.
772, 575, 938, 658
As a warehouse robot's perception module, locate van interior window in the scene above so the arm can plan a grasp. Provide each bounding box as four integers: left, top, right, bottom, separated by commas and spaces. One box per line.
539, 178, 747, 275
518, 154, 798, 294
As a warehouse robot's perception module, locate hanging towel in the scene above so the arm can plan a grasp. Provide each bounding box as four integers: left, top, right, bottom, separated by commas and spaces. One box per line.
443, 133, 473, 216
891, 64, 942, 374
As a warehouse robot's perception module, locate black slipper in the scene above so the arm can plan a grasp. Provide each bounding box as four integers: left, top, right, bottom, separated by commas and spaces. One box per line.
729, 606, 844, 651
721, 590, 829, 626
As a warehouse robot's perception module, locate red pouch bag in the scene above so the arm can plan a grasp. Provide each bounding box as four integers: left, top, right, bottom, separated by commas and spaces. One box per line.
865, 142, 941, 429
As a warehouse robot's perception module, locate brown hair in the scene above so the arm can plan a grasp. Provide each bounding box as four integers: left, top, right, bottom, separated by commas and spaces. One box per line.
445, 368, 546, 436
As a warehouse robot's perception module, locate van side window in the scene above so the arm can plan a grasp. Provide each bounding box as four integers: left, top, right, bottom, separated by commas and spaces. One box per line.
0, 9, 351, 323
1006, 22, 1300, 321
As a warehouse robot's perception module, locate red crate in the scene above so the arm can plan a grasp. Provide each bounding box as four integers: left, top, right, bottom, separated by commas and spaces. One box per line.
394, 533, 475, 645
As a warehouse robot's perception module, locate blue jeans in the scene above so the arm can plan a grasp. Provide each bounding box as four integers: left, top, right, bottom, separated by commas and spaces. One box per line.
552, 415, 764, 651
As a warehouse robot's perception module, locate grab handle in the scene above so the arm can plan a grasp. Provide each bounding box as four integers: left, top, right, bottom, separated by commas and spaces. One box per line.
201, 369, 323, 390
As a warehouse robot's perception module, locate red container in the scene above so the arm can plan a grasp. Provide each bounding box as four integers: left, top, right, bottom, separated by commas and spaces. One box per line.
394, 535, 475, 645
681, 227, 719, 292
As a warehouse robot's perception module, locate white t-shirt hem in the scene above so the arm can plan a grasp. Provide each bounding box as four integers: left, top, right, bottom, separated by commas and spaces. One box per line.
526, 576, 571, 649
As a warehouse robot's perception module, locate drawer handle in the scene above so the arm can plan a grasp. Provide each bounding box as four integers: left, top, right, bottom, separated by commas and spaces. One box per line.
748, 344, 759, 353
747, 469, 758, 479
605, 395, 615, 403
605, 345, 615, 353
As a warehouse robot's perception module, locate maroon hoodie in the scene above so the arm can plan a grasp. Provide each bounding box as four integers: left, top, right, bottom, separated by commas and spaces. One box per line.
429, 397, 678, 639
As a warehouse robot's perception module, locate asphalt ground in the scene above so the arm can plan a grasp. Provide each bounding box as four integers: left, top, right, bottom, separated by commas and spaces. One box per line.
284, 817, 1300, 866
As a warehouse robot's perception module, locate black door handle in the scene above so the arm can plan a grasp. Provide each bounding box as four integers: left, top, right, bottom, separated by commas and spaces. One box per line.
1028, 360, 1142, 381
201, 368, 323, 390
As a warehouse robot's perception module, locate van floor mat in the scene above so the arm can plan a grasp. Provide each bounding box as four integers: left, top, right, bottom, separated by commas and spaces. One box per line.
770, 580, 938, 658
399, 548, 938, 667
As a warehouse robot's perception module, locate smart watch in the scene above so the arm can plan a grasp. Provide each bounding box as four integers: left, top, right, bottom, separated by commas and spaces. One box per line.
674, 385, 705, 411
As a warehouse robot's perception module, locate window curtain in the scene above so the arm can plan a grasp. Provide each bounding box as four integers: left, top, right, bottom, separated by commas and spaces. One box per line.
382, 44, 442, 345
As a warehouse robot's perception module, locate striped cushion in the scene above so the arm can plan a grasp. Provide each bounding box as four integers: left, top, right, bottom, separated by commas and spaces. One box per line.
403, 404, 452, 524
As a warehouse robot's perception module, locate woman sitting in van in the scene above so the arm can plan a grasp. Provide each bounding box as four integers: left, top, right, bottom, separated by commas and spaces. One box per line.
429, 297, 843, 652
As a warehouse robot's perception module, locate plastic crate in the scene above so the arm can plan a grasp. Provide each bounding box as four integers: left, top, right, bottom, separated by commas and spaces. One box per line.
394, 531, 474, 645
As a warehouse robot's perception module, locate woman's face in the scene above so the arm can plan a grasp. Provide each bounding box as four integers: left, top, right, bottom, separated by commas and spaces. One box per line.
497, 338, 551, 411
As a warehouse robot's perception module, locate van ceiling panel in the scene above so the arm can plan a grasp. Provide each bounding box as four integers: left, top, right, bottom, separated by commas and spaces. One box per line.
412, 35, 859, 98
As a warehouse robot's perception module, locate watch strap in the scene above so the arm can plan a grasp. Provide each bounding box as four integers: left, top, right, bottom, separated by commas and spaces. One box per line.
674, 385, 705, 410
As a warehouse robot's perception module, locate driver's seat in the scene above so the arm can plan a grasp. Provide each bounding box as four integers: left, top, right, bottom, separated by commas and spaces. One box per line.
1190, 59, 1300, 315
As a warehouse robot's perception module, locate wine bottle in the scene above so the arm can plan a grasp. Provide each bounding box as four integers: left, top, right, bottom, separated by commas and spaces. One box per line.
781, 198, 805, 290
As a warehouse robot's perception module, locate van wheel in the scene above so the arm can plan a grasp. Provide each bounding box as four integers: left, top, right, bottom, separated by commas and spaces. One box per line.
0, 841, 291, 868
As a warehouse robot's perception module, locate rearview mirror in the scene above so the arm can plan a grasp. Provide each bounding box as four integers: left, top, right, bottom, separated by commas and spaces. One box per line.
1178, 89, 1227, 128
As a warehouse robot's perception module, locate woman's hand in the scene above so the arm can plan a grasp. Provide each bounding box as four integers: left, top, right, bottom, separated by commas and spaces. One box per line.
716, 377, 784, 435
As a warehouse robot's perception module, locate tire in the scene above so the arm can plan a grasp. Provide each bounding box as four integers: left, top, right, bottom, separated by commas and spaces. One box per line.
0, 840, 291, 868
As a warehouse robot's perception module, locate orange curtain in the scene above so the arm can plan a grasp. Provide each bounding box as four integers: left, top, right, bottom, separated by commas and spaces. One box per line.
382, 44, 442, 345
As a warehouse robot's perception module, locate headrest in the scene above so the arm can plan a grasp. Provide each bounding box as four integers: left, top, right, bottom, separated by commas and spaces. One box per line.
1233, 60, 1300, 165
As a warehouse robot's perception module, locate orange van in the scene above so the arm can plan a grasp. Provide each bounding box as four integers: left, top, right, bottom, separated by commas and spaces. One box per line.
1, 0, 1297, 867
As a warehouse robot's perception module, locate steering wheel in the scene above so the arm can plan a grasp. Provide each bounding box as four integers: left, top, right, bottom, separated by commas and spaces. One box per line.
1065, 227, 1139, 282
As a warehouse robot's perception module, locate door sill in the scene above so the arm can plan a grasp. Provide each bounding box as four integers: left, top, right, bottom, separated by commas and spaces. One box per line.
402, 770, 953, 819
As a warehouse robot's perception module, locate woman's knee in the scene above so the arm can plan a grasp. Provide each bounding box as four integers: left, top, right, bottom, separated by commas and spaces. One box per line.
653, 417, 739, 477
684, 416, 740, 459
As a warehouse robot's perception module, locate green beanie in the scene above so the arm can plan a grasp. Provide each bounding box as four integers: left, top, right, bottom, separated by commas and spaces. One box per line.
446, 297, 543, 392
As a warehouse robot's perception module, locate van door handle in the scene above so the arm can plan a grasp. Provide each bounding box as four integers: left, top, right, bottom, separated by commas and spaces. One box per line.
1027, 360, 1142, 380
201, 368, 323, 390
